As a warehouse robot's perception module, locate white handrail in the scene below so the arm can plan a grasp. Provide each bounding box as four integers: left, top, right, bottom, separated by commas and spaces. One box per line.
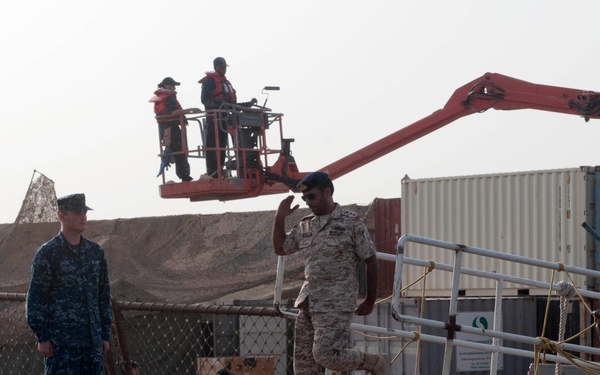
392, 234, 600, 374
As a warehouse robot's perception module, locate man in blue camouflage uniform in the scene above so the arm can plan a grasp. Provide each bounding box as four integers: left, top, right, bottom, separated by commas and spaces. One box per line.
272, 172, 391, 375
26, 193, 112, 375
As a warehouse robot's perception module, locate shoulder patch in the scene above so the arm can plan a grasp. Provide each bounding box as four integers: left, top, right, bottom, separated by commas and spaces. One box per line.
341, 210, 361, 221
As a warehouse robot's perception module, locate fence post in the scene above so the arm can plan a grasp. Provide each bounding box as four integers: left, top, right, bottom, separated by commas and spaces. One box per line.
103, 348, 117, 375
111, 297, 131, 375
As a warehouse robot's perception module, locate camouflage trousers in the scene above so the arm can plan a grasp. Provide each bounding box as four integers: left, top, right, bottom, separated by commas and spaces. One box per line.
294, 302, 364, 375
44, 345, 104, 375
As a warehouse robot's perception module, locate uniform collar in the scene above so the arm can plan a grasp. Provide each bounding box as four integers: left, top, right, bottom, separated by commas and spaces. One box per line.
330, 203, 342, 218
57, 231, 84, 252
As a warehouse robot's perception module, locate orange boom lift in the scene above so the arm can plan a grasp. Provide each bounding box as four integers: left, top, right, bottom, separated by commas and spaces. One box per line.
157, 73, 600, 202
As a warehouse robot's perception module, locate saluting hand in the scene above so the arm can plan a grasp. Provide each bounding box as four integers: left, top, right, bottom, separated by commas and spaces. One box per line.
276, 195, 299, 218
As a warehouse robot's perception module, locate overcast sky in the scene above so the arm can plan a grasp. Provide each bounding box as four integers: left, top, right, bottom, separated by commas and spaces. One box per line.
2, 1, 600, 224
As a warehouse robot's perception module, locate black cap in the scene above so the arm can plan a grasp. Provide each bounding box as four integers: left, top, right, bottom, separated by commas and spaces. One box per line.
57, 193, 93, 212
297, 172, 333, 193
131, 361, 142, 369
213, 57, 228, 68
158, 77, 180, 88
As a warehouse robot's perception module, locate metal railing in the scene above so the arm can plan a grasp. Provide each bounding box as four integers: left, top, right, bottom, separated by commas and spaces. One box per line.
155, 105, 285, 182
391, 235, 600, 375
273, 234, 600, 374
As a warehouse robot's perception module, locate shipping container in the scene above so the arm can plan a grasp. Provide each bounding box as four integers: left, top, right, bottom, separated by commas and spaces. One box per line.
400, 167, 597, 296
370, 198, 402, 297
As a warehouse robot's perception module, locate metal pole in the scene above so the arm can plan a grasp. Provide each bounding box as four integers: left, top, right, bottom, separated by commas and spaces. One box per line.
391, 240, 405, 320
489, 272, 503, 374
442, 248, 464, 374
595, 171, 600, 271
273, 256, 286, 307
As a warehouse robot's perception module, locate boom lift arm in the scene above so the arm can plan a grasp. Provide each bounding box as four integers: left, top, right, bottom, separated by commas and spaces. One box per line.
320, 72, 600, 181
159, 72, 600, 202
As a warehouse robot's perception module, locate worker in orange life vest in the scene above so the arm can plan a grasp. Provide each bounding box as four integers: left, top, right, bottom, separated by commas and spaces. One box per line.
150, 77, 193, 182
199, 57, 257, 177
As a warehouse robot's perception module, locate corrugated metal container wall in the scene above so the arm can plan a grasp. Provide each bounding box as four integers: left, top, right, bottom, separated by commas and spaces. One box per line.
401, 167, 596, 296
372, 198, 401, 297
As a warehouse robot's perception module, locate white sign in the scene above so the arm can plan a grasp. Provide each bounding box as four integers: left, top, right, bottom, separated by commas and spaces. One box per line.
455, 311, 503, 372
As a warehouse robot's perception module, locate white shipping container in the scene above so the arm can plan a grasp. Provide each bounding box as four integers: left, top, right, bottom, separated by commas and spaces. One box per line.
400, 167, 597, 296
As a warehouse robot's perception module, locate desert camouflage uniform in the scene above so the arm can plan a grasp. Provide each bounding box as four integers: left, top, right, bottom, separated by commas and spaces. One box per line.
26, 232, 112, 375
282, 204, 377, 374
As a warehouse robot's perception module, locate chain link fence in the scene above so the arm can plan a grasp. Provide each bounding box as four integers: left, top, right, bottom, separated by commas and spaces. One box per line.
0, 293, 296, 375
0, 293, 44, 374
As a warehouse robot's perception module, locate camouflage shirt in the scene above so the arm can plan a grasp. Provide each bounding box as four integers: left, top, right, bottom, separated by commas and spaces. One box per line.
282, 204, 377, 312
26, 232, 112, 348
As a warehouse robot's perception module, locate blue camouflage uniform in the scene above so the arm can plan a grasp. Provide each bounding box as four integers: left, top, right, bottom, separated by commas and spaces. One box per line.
26, 231, 112, 375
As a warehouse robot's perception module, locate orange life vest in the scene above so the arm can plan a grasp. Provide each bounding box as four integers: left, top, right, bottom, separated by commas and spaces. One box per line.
149, 88, 182, 115
199, 72, 237, 103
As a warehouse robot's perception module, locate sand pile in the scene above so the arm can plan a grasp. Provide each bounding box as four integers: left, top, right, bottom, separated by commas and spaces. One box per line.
0, 204, 371, 304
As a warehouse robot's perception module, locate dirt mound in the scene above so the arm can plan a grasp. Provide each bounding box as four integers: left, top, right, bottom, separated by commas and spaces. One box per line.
0, 204, 372, 304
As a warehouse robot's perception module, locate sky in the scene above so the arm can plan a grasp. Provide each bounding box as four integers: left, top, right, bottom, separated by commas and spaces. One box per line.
2, 0, 600, 224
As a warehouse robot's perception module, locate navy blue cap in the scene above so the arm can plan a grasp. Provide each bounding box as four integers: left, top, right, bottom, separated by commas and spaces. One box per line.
297, 172, 331, 192
57, 193, 93, 212
158, 77, 180, 87
213, 57, 228, 68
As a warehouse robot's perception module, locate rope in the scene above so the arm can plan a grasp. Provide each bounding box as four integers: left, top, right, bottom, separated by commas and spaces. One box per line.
350, 329, 422, 362
357, 260, 436, 374
562, 268, 593, 315
539, 269, 556, 348
399, 260, 436, 293
555, 279, 574, 375
534, 335, 600, 374
531, 264, 600, 375
394, 332, 421, 366
557, 290, 567, 374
